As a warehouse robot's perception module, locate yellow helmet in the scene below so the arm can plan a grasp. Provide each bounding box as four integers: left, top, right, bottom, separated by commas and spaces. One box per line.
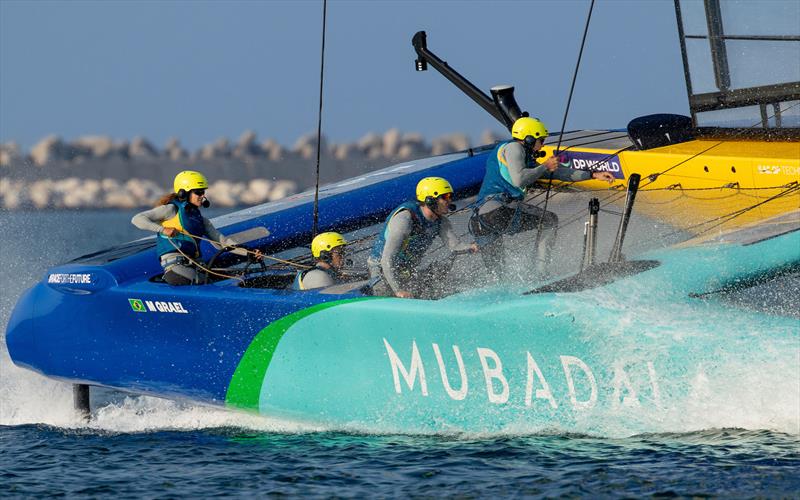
173, 170, 209, 194
311, 232, 348, 259
416, 177, 454, 203
511, 117, 549, 141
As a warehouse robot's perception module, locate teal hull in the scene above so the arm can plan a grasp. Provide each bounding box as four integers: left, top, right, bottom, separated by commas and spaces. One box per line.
230, 225, 800, 434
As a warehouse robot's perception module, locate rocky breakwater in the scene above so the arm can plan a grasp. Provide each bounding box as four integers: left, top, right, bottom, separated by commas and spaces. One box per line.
0, 129, 501, 209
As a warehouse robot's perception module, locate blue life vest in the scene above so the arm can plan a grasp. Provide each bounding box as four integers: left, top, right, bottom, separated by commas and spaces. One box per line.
476, 141, 526, 203
292, 265, 338, 291
370, 201, 440, 270
156, 200, 207, 258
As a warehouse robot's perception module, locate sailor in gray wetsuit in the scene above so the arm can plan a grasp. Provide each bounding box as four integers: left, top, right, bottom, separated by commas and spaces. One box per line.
293, 232, 349, 290
132, 170, 240, 285
470, 117, 614, 278
368, 177, 478, 298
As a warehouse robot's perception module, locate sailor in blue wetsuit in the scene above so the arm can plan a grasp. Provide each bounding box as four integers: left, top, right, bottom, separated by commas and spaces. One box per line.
293, 232, 349, 290
132, 170, 243, 285
368, 177, 478, 298
470, 117, 614, 279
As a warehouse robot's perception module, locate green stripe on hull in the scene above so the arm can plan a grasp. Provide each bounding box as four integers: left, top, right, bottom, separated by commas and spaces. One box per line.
225, 297, 379, 410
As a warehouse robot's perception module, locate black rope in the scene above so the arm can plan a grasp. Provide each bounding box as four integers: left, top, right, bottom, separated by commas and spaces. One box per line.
548, 130, 628, 149
311, 0, 328, 238
555, 0, 596, 154
557, 133, 631, 149
533, 0, 596, 251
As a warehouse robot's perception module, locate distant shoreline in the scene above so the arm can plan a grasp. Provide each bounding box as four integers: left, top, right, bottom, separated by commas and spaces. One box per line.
1, 129, 500, 209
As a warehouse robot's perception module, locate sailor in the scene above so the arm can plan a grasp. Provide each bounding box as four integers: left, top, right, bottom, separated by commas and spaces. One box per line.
293, 232, 349, 290
368, 176, 478, 298
132, 170, 252, 285
469, 117, 614, 278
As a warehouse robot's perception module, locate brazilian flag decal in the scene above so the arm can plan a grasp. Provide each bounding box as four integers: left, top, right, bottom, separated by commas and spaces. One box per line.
129, 298, 146, 313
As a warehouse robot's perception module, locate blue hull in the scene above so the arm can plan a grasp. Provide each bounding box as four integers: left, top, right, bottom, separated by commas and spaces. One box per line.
6, 148, 800, 433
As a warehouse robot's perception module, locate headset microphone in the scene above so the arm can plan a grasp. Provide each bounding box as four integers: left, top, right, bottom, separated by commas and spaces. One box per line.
202, 199, 210, 208
523, 136, 548, 163
448, 203, 456, 212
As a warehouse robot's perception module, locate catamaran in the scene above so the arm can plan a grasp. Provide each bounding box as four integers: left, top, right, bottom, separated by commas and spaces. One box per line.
6, 0, 799, 433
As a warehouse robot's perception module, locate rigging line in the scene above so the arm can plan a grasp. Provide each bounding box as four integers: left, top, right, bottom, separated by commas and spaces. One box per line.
534, 0, 596, 251
657, 188, 799, 240
180, 231, 313, 269
514, 183, 799, 250
555, 101, 800, 229
550, 105, 800, 231
556, 179, 797, 233
663, 183, 800, 238
624, 182, 794, 193
536, 135, 626, 170
637, 100, 800, 191
676, 192, 741, 202
537, 102, 800, 236
525, 144, 633, 208
539, 144, 638, 214
554, 189, 631, 232
547, 129, 607, 144
554, 133, 632, 151
547, 129, 626, 147
634, 194, 687, 206
311, 0, 328, 238
554, 0, 595, 154
554, 144, 632, 180
650, 172, 738, 182
167, 238, 244, 283
261, 251, 317, 271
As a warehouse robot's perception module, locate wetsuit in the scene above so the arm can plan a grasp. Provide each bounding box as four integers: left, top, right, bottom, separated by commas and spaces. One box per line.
470, 140, 592, 279
132, 202, 232, 285
368, 201, 472, 297
292, 264, 341, 290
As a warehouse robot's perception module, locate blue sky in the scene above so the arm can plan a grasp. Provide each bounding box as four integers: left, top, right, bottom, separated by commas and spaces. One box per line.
0, 0, 689, 151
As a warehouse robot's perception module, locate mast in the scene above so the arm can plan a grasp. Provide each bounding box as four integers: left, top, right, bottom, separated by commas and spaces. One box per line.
674, 0, 800, 139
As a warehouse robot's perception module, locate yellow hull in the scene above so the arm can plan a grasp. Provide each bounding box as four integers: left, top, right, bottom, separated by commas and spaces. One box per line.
542, 138, 800, 232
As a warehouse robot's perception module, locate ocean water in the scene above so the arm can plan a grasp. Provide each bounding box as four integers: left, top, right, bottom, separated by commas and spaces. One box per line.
1, 209, 799, 497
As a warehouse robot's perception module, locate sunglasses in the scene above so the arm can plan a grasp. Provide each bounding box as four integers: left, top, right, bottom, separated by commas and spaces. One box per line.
192, 189, 206, 196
